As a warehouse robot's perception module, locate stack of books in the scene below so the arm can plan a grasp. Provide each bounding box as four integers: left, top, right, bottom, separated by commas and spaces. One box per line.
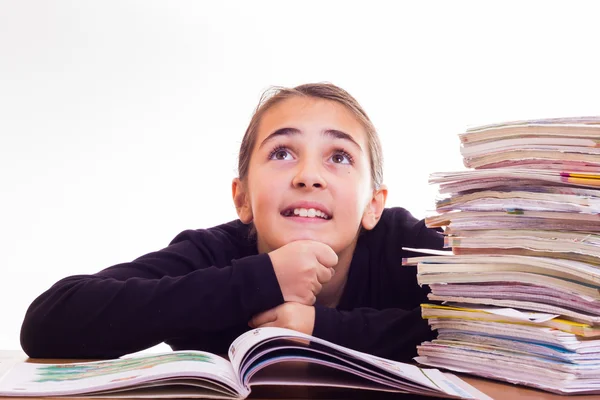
404, 117, 600, 395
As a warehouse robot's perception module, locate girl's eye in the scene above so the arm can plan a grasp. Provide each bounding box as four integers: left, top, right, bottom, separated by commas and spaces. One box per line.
269, 146, 292, 161
331, 150, 353, 165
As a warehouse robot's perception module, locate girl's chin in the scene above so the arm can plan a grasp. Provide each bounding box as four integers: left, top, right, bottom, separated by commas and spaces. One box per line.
287, 234, 328, 244
277, 232, 332, 246
258, 234, 331, 253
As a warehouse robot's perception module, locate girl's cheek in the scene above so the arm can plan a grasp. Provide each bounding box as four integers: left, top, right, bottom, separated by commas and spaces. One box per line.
261, 175, 282, 192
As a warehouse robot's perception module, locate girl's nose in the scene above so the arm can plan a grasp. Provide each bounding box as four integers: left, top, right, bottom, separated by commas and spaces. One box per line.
292, 161, 327, 189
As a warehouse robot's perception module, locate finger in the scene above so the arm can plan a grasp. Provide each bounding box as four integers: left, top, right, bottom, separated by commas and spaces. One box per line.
299, 294, 317, 306
256, 321, 279, 329
314, 242, 339, 268
312, 280, 323, 296
249, 308, 278, 328
316, 264, 334, 284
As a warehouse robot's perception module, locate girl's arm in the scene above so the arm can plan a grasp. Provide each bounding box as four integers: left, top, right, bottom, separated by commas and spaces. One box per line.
313, 306, 434, 362
20, 226, 284, 359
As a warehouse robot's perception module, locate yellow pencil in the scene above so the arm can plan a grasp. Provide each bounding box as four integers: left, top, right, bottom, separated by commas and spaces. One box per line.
561, 176, 600, 186
561, 172, 600, 179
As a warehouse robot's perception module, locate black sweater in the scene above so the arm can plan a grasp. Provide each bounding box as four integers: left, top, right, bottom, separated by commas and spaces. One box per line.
20, 207, 443, 361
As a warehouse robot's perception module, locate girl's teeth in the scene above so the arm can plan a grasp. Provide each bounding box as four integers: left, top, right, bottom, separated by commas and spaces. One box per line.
292, 208, 328, 219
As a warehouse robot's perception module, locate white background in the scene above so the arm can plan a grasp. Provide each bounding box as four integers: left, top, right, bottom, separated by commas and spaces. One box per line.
1, 0, 599, 352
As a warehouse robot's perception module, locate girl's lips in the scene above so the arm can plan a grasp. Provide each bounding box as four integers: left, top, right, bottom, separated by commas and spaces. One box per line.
282, 215, 330, 223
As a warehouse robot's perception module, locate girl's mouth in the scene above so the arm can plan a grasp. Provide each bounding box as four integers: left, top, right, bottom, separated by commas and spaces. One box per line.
281, 207, 332, 220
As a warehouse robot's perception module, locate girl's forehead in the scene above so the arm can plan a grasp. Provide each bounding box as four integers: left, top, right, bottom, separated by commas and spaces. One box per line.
257, 96, 368, 144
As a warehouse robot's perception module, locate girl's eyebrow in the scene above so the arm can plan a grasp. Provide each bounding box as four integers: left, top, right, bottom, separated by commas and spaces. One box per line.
258, 127, 363, 152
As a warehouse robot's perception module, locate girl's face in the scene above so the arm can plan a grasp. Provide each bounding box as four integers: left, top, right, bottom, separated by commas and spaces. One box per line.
234, 96, 386, 254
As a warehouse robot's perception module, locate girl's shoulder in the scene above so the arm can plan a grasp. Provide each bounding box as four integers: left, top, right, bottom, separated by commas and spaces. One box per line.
376, 207, 423, 233
168, 219, 257, 259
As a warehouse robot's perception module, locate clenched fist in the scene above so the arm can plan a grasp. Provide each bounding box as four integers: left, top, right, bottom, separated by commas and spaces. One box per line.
268, 240, 338, 305
249, 302, 315, 335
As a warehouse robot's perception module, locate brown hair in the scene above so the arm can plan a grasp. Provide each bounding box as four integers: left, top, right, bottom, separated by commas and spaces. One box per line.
237, 83, 384, 189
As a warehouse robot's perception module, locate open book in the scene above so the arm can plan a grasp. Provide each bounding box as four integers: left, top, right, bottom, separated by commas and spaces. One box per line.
0, 327, 490, 399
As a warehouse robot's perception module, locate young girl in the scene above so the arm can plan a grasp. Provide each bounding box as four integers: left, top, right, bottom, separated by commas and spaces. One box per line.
20, 83, 443, 362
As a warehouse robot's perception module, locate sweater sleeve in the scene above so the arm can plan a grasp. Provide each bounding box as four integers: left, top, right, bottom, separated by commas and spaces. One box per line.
312, 306, 435, 362
20, 228, 284, 359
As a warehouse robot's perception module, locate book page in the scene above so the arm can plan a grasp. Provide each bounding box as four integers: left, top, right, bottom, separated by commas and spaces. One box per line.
422, 305, 600, 337
247, 358, 413, 392
0, 352, 24, 385
406, 254, 600, 285
228, 327, 489, 399
427, 295, 600, 324
240, 346, 434, 394
0, 351, 241, 398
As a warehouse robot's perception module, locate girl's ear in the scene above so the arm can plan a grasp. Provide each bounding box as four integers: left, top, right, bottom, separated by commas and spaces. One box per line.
232, 178, 253, 224
361, 184, 388, 230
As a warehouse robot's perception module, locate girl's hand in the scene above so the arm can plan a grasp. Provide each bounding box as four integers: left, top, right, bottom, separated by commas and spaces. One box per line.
268, 240, 338, 305
248, 302, 315, 335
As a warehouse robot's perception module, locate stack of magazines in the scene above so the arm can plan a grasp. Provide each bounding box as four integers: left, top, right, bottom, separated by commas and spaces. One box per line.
403, 117, 600, 395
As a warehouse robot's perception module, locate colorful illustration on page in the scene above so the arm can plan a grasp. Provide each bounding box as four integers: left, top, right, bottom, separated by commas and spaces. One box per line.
33, 353, 214, 382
